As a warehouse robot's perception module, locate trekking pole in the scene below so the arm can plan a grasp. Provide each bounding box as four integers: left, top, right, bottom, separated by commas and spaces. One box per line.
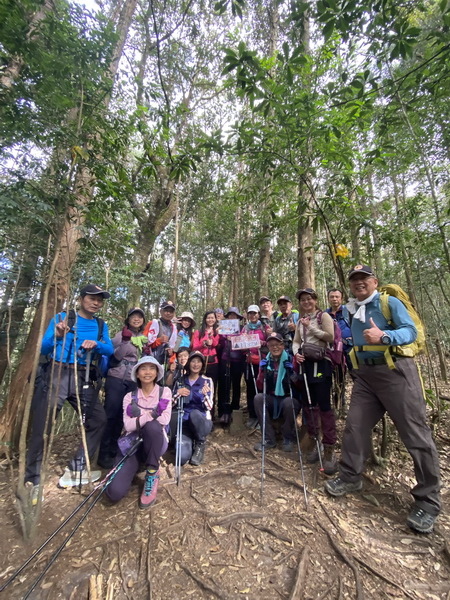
299, 359, 324, 472
1, 437, 142, 596
79, 350, 92, 488
175, 393, 184, 486
260, 374, 267, 505
162, 347, 169, 386
288, 380, 308, 507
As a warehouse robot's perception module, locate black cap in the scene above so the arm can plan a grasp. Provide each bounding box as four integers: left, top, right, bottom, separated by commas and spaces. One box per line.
277, 295, 292, 304
160, 300, 176, 310
259, 296, 271, 303
80, 284, 110, 299
266, 332, 284, 344
347, 265, 376, 280
296, 288, 317, 300
127, 307, 145, 319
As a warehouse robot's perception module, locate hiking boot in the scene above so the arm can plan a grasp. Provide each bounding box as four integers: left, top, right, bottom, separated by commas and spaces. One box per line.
139, 469, 160, 509
219, 414, 231, 425
246, 417, 259, 429
324, 476, 363, 497
254, 439, 277, 452
323, 444, 338, 475
58, 467, 101, 488
407, 506, 437, 534
190, 442, 206, 466
282, 438, 294, 452
306, 437, 323, 463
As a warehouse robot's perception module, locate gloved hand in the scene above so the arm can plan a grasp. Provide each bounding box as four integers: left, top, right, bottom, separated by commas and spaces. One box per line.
122, 327, 134, 341
126, 401, 141, 418
283, 360, 293, 371
141, 343, 152, 356
152, 397, 170, 418
259, 358, 268, 369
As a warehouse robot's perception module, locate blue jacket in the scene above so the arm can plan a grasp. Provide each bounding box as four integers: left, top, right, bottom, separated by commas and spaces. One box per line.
349, 293, 417, 360
326, 306, 352, 348
179, 375, 211, 419
41, 312, 113, 364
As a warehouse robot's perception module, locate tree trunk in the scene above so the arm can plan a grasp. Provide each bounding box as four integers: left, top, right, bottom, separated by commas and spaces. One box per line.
0, 243, 41, 385
171, 191, 180, 303
257, 221, 271, 299
0, 0, 139, 452
0, 0, 54, 89
296, 9, 315, 290
297, 178, 315, 289
256, 0, 279, 297
392, 173, 418, 307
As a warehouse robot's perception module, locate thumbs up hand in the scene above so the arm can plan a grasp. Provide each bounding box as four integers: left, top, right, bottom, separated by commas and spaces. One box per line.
363, 317, 384, 344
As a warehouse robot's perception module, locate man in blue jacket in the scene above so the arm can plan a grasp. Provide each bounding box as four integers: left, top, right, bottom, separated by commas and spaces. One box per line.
25, 284, 113, 495
325, 266, 440, 533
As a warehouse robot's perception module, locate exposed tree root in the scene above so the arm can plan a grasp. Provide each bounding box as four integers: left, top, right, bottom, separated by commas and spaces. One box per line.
288, 546, 309, 600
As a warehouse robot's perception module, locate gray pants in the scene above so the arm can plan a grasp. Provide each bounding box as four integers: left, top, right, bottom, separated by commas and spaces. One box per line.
26, 365, 106, 485
254, 394, 300, 443
339, 357, 441, 515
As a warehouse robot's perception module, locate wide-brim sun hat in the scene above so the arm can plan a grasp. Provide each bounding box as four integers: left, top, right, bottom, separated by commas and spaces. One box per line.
225, 307, 243, 319
131, 356, 164, 382
179, 311, 196, 327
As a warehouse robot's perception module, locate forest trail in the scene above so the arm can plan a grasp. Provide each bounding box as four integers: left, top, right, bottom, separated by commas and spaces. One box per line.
1, 411, 450, 600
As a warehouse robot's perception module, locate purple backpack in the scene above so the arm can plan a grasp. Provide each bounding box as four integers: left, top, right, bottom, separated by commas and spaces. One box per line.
317, 311, 344, 369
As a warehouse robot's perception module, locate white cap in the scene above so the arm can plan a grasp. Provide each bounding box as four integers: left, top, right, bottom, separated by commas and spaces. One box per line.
247, 305, 260, 314
131, 356, 164, 383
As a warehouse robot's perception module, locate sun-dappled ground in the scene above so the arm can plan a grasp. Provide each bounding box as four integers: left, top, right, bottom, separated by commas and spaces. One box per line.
1, 364, 450, 600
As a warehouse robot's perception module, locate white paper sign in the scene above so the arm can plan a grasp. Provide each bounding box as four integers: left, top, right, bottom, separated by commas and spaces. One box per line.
231, 334, 261, 350
218, 319, 240, 335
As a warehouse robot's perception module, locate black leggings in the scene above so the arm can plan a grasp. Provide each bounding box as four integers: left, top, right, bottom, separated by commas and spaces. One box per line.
218, 361, 244, 416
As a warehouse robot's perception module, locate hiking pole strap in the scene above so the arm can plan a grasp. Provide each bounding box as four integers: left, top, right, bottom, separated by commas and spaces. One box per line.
289, 381, 307, 507
22, 437, 142, 599
260, 375, 266, 505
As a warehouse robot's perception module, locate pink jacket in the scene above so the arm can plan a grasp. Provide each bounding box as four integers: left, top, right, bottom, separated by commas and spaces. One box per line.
123, 386, 172, 433
191, 330, 219, 364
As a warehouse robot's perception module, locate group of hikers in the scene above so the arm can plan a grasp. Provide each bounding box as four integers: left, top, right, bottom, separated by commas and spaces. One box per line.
24, 266, 441, 533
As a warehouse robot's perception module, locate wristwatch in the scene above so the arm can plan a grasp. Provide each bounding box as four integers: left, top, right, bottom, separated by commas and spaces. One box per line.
380, 333, 391, 345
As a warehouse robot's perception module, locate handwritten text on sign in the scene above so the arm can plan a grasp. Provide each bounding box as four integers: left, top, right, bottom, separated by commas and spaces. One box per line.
231, 334, 261, 350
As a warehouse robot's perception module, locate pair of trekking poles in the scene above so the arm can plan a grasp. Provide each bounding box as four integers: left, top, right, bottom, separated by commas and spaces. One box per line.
1, 437, 142, 599
258, 356, 322, 508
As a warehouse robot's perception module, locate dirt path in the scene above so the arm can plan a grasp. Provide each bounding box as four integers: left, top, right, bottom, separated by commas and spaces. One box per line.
1, 415, 450, 600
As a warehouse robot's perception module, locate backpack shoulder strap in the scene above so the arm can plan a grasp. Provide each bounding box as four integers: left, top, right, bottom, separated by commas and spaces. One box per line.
341, 305, 351, 325
96, 317, 105, 341
379, 292, 392, 324
67, 309, 76, 332
158, 384, 164, 399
